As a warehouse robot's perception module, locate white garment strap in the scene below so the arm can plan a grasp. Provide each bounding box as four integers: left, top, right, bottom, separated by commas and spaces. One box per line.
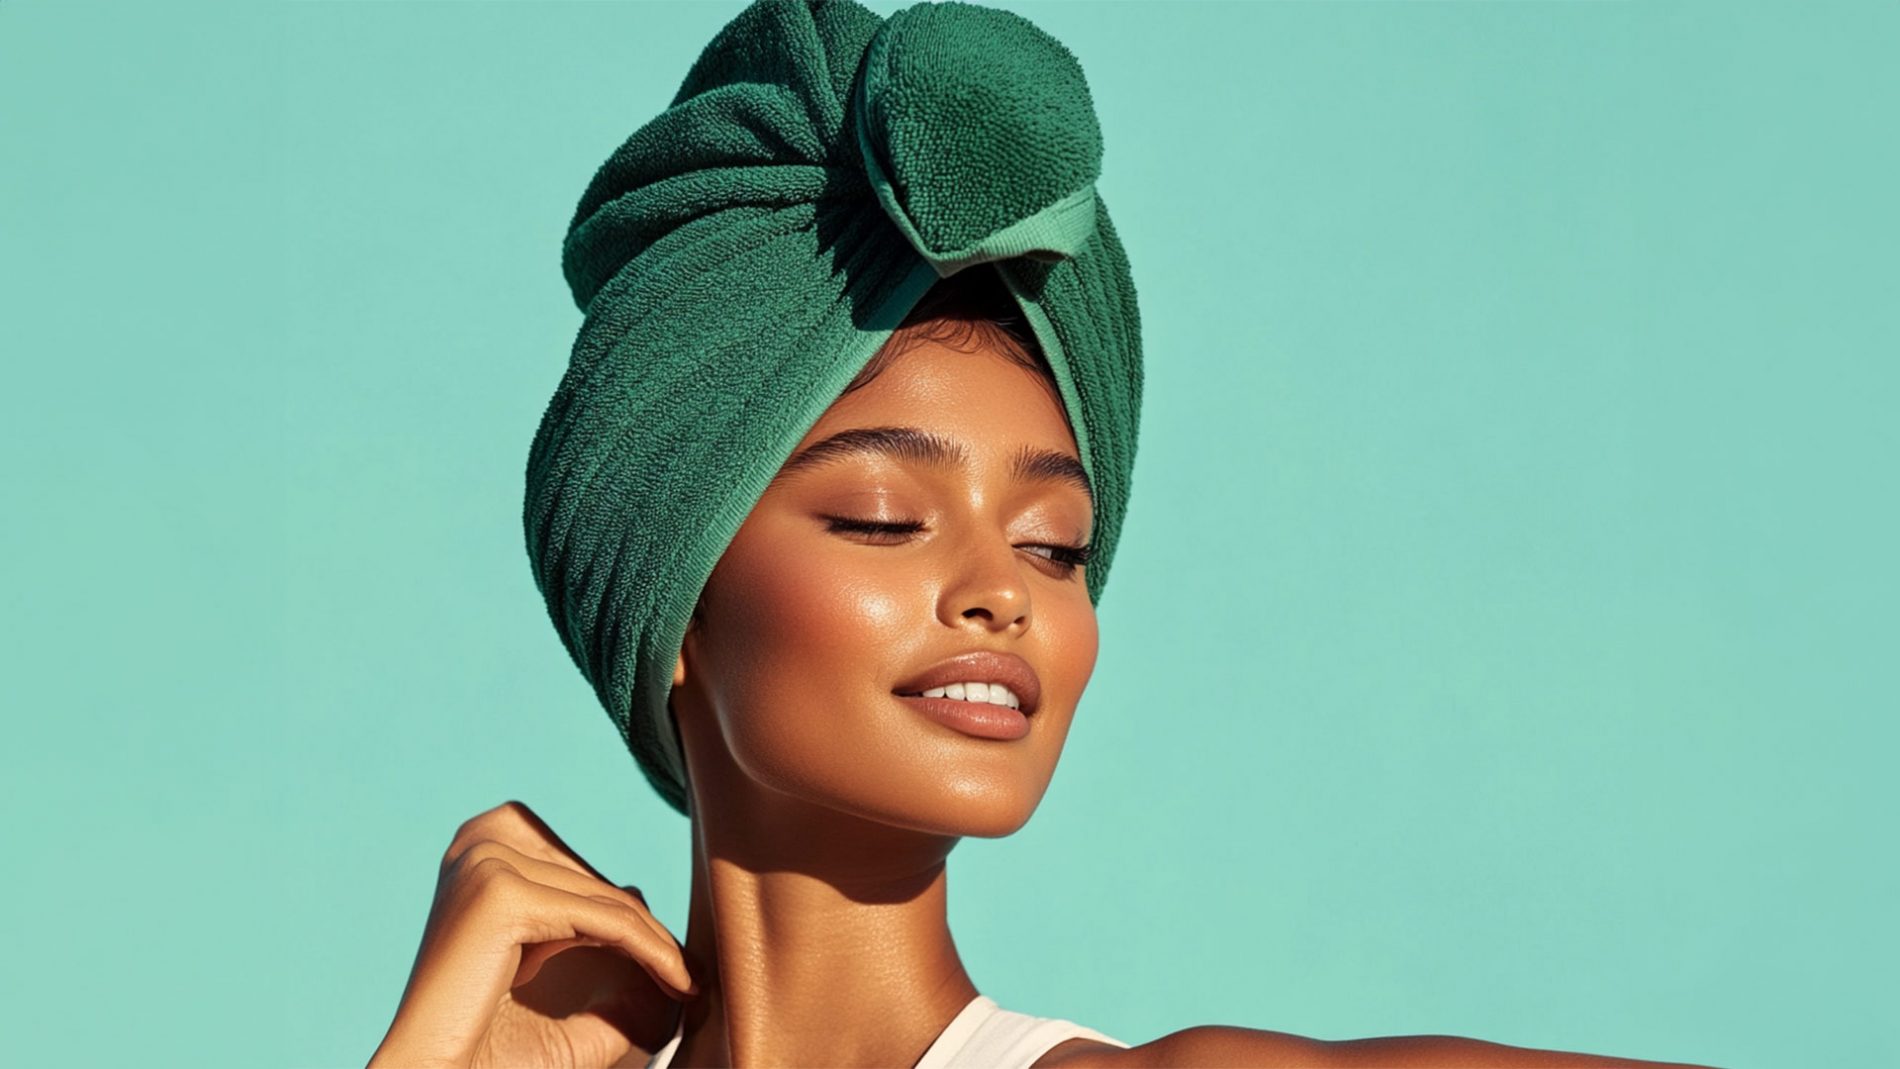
641, 1018, 682, 1069
640, 993, 1130, 1069
912, 994, 1130, 1069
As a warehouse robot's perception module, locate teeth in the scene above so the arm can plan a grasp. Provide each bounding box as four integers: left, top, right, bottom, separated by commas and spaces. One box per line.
918, 682, 1022, 710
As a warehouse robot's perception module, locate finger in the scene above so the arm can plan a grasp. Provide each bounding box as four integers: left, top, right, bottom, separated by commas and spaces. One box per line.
477, 864, 696, 998
552, 1002, 645, 1069
493, 800, 621, 886
458, 841, 683, 959
504, 908, 685, 998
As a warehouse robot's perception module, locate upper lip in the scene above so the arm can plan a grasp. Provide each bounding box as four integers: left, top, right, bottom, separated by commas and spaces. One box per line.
893, 649, 1043, 716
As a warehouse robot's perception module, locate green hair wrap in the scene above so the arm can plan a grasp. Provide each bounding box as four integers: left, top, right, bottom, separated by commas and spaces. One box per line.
524, 0, 1144, 816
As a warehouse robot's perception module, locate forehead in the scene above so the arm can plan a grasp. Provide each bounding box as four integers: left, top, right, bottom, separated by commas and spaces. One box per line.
806, 337, 1078, 456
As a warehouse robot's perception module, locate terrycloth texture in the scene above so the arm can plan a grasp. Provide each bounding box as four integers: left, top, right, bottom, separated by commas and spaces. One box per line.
525, 0, 1144, 816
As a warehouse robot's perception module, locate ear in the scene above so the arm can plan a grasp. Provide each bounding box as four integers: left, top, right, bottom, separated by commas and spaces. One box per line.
674, 606, 702, 689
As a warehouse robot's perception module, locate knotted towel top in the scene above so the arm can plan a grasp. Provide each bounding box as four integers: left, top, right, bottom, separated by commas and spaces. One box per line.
527, 0, 1144, 816
853, 0, 1104, 276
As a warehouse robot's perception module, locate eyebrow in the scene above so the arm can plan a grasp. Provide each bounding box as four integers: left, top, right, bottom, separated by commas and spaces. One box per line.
773, 425, 1094, 507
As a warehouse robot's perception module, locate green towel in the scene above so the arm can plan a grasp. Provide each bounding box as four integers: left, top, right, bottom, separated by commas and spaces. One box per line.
525, 0, 1144, 816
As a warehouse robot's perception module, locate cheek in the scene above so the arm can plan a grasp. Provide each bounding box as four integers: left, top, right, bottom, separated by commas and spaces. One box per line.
695, 517, 921, 761
692, 507, 1104, 816
708, 519, 914, 661
1044, 593, 1100, 717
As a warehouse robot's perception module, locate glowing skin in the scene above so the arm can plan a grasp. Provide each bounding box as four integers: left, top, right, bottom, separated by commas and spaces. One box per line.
647, 336, 1719, 1069
661, 335, 1106, 1068
369, 334, 1721, 1069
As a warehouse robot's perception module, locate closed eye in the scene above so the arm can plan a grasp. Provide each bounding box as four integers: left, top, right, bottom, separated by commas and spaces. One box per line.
824, 516, 924, 540
821, 516, 1091, 579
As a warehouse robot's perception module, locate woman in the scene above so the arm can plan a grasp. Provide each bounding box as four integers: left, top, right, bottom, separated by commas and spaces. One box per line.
372, 2, 1716, 1066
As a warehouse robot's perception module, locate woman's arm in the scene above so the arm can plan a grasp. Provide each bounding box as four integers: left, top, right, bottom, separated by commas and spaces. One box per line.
1066, 1026, 1721, 1068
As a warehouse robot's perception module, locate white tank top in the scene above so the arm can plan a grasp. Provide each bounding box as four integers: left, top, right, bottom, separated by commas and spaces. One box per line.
641, 993, 1131, 1069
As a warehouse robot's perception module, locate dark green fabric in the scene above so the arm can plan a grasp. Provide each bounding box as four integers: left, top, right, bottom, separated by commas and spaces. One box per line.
525, 0, 1144, 816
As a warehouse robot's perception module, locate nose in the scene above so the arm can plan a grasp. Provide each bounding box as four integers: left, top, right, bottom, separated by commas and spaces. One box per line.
938, 527, 1032, 634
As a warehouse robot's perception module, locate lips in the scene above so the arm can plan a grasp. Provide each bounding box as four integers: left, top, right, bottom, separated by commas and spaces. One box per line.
892, 649, 1042, 717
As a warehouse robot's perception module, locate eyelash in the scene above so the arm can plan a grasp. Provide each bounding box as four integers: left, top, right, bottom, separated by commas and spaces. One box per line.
823, 516, 1093, 579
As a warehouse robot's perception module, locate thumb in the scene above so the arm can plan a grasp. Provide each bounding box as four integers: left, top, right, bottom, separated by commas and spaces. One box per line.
513, 936, 588, 989
552, 1001, 647, 1068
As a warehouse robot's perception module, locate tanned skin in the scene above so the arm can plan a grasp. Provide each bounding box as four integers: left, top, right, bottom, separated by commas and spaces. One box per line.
371, 337, 1717, 1069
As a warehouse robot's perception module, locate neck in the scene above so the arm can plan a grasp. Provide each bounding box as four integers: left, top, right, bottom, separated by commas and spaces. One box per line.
668, 790, 980, 1068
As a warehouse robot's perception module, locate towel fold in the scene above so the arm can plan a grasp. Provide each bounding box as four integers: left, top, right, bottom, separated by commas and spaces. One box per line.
525, 0, 1144, 815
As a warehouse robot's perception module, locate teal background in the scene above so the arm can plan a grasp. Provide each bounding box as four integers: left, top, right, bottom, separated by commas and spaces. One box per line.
2, 2, 1891, 1066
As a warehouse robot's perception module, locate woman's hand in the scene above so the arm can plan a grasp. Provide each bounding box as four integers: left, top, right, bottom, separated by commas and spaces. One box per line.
368, 801, 698, 1069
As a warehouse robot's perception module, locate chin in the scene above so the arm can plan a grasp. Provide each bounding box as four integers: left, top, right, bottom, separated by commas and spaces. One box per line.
743, 759, 1048, 841
839, 775, 1050, 840
724, 695, 1061, 839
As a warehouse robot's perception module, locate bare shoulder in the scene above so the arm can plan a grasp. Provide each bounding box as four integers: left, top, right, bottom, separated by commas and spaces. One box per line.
1036, 1026, 1725, 1069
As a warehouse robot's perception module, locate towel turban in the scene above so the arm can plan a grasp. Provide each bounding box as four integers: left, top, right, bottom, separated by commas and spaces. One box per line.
525, 0, 1144, 816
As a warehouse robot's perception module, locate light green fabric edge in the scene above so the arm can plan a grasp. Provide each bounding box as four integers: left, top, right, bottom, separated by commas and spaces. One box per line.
992, 259, 1097, 591
637, 256, 947, 814
933, 184, 1098, 274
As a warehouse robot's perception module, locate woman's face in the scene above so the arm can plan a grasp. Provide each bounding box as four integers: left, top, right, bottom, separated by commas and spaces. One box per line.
670, 334, 1100, 839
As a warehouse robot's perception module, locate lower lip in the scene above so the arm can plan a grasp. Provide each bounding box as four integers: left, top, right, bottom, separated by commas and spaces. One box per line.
895, 694, 1031, 740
